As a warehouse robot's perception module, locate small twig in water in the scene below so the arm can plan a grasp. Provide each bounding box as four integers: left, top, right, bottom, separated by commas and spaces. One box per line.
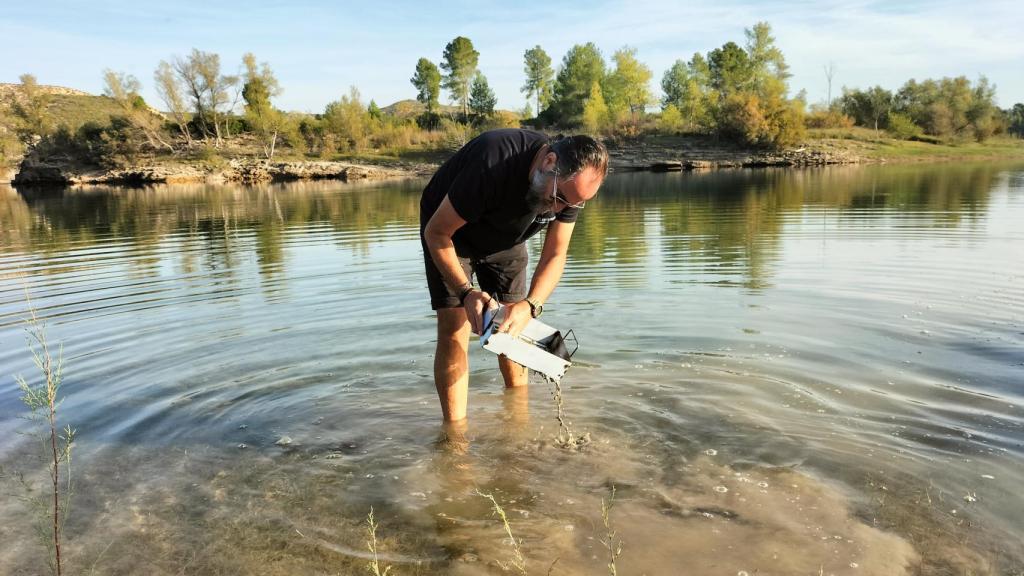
601, 486, 622, 576
476, 489, 527, 575
365, 507, 392, 576
14, 289, 74, 576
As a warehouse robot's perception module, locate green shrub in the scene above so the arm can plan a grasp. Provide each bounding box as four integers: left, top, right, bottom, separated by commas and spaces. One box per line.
806, 108, 854, 129
886, 112, 922, 140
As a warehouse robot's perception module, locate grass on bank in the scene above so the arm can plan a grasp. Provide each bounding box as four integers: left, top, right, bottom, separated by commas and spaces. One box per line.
807, 127, 1024, 161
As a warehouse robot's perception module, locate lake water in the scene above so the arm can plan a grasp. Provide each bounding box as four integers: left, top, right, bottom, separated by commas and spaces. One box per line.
1, 163, 1022, 575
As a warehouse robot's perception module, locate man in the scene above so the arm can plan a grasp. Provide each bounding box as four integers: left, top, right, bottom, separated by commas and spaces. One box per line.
421, 129, 608, 422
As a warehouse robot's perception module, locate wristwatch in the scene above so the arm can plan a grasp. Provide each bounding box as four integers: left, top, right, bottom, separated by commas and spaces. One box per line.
525, 297, 543, 318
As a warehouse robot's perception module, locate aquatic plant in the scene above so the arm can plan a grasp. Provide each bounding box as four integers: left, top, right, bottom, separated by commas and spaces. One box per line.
365, 507, 392, 576
601, 486, 622, 576
8, 295, 75, 576
476, 489, 527, 575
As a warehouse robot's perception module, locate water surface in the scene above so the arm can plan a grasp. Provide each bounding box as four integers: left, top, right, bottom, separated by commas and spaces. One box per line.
1, 163, 1022, 575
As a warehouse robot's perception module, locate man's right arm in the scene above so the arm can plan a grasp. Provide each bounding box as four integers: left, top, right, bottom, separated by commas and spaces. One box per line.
423, 195, 494, 334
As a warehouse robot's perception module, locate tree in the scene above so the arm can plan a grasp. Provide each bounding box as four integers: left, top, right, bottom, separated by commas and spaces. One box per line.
547, 43, 606, 127
323, 86, 369, 152
1008, 103, 1024, 138
411, 58, 442, 114
469, 72, 497, 121
154, 61, 193, 146
0, 105, 23, 170
745, 21, 790, 93
172, 48, 238, 145
659, 103, 684, 133
603, 46, 654, 130
522, 45, 554, 115
367, 100, 382, 121
241, 53, 286, 159
661, 60, 689, 110
440, 36, 480, 120
582, 81, 610, 134
661, 55, 713, 132
102, 69, 174, 152
708, 42, 752, 96
10, 74, 52, 141
840, 86, 893, 134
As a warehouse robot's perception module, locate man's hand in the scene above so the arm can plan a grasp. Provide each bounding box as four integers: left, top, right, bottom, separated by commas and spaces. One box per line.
497, 300, 533, 338
464, 290, 497, 335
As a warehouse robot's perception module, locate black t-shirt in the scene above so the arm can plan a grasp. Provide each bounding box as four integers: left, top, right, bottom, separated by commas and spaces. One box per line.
420, 128, 579, 257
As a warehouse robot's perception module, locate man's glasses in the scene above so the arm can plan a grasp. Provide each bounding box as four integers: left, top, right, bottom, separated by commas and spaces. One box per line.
551, 173, 585, 209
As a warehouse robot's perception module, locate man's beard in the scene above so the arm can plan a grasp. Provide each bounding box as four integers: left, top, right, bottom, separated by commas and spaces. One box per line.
526, 169, 556, 212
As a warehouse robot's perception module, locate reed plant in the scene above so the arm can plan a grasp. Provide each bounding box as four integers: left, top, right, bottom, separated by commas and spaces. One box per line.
476, 489, 528, 575
6, 295, 75, 576
365, 507, 392, 576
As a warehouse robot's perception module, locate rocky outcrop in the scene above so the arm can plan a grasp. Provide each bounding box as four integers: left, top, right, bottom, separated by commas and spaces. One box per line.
12, 157, 410, 186
608, 141, 861, 172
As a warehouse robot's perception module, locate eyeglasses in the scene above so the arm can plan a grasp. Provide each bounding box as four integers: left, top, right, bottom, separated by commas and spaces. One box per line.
551, 173, 586, 209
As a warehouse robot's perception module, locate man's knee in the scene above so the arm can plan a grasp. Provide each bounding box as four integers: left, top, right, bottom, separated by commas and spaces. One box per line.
437, 308, 471, 342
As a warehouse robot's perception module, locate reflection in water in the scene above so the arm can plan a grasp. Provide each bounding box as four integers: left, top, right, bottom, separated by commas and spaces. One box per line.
1, 162, 1023, 574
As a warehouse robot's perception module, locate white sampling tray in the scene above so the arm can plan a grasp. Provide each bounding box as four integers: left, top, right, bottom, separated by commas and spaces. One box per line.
480, 305, 577, 382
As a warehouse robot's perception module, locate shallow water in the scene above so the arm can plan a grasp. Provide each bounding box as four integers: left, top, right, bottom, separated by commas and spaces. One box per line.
1, 163, 1022, 575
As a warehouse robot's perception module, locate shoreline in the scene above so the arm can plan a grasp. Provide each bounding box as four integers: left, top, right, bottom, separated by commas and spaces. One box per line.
6, 136, 1024, 187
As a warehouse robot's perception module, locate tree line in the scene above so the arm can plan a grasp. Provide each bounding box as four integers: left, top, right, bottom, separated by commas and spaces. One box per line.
3, 23, 1024, 172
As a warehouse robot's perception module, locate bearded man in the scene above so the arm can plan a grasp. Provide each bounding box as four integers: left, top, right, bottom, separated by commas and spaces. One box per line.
420, 129, 608, 422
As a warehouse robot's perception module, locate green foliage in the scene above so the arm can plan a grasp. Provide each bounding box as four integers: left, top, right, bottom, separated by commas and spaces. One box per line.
886, 111, 922, 140
659, 104, 684, 134
11, 74, 54, 140
241, 53, 287, 158
718, 90, 805, 148
0, 104, 23, 170
440, 37, 480, 118
582, 81, 611, 134
367, 100, 382, 121
12, 304, 75, 576
840, 76, 1003, 142
1008, 103, 1024, 138
745, 21, 791, 88
661, 55, 714, 132
839, 86, 893, 133
102, 69, 173, 151
410, 58, 442, 116
708, 42, 751, 95
547, 43, 606, 127
805, 105, 854, 129
468, 73, 497, 122
322, 86, 371, 153
603, 46, 654, 133
522, 45, 554, 115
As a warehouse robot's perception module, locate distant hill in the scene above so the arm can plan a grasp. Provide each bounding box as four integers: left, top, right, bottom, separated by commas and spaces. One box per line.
0, 83, 92, 101
0, 83, 130, 130
380, 99, 521, 121
380, 99, 460, 119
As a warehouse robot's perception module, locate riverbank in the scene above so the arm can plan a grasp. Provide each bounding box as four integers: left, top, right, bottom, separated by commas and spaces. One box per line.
606, 130, 1024, 171
7, 129, 1024, 186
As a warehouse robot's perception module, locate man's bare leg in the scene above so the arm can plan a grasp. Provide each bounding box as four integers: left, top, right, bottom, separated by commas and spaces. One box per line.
435, 308, 471, 422
498, 300, 530, 388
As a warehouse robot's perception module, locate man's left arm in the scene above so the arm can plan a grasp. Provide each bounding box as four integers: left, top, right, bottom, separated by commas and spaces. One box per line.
497, 219, 575, 336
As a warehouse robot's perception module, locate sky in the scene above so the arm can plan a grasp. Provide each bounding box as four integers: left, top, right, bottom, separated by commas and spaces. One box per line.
3, 0, 1022, 113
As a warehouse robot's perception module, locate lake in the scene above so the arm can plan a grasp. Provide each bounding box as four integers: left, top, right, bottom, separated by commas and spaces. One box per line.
1, 163, 1022, 575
